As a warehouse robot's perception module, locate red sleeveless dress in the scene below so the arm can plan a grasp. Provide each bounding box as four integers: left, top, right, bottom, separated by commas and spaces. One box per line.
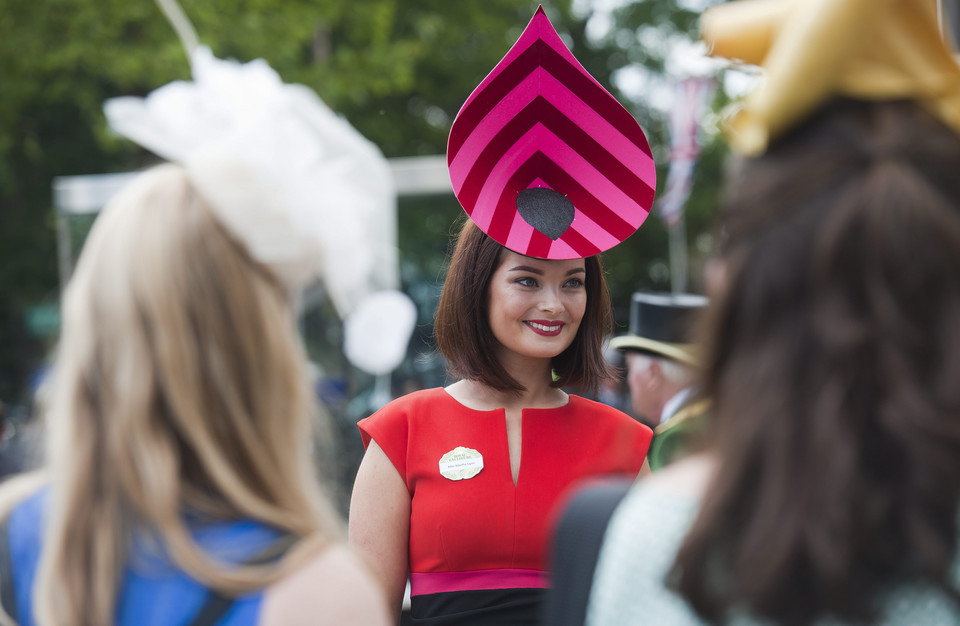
358, 387, 652, 625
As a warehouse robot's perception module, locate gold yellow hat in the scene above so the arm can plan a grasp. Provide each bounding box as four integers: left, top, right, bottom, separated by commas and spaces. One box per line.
701, 0, 960, 155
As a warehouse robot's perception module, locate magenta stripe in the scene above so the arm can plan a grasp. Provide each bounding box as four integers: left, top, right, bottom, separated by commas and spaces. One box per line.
535, 98, 655, 192
454, 99, 547, 206
558, 227, 602, 258
449, 41, 650, 160
504, 209, 535, 253
527, 230, 555, 259
537, 71, 654, 184
449, 70, 654, 194
454, 98, 654, 222
479, 146, 645, 258
531, 122, 650, 224
483, 158, 649, 260
535, 157, 640, 240
410, 569, 549, 596
486, 152, 550, 244
448, 70, 543, 192
449, 41, 553, 159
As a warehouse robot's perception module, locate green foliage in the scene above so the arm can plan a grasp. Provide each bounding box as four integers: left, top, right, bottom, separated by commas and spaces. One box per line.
0, 0, 732, 403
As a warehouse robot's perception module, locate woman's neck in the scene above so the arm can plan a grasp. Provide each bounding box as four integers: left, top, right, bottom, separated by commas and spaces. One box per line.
501, 348, 555, 387
446, 364, 567, 412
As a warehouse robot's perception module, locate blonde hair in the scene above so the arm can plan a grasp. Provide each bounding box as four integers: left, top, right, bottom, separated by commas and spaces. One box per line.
11, 164, 342, 625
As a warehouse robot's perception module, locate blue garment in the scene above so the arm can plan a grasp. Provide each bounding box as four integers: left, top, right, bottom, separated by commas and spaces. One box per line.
7, 489, 283, 626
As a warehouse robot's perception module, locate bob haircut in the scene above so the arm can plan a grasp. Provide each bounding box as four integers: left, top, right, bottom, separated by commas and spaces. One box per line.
434, 218, 614, 394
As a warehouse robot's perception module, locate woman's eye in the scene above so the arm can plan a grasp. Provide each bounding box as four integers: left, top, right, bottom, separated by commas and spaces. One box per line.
516, 277, 538, 287
564, 278, 584, 288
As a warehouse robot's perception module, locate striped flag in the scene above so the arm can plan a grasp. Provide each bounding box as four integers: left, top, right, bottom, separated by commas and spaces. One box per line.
658, 76, 715, 229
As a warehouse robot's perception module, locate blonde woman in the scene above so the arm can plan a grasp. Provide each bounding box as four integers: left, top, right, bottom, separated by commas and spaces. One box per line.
0, 165, 389, 626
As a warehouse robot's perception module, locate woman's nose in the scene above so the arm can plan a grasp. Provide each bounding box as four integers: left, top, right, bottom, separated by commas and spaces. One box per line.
539, 288, 564, 313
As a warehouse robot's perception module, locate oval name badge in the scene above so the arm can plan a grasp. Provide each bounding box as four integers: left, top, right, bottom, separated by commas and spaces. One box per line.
438, 446, 484, 481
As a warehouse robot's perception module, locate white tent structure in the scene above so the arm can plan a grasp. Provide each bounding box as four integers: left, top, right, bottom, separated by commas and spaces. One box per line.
52, 154, 450, 293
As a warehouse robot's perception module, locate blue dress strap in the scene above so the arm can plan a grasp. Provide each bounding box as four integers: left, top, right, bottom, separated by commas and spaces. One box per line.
188, 533, 299, 626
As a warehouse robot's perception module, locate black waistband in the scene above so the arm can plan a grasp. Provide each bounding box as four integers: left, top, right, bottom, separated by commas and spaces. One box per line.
408, 587, 543, 626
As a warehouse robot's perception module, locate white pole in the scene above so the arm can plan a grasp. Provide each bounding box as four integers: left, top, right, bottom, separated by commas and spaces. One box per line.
55, 211, 73, 295
668, 217, 688, 294
154, 0, 199, 61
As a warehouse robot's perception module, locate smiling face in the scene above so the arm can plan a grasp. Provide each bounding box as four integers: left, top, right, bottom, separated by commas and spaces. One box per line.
487, 250, 587, 365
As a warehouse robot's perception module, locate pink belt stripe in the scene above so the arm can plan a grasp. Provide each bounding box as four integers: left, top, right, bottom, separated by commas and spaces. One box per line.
410, 569, 549, 596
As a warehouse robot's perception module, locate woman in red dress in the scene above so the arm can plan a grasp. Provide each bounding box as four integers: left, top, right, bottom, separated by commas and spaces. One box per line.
349, 7, 659, 622
349, 219, 652, 625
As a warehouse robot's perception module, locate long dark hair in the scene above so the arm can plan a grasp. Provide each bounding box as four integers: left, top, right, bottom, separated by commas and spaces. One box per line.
673, 99, 960, 625
434, 218, 614, 394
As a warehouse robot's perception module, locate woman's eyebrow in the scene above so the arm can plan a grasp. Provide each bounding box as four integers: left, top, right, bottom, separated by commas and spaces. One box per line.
507, 265, 544, 274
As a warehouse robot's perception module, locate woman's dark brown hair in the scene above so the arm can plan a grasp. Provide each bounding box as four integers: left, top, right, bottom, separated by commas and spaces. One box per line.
434, 218, 614, 394
673, 99, 960, 625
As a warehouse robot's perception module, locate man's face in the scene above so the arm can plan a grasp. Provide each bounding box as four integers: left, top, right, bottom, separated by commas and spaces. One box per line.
625, 351, 663, 427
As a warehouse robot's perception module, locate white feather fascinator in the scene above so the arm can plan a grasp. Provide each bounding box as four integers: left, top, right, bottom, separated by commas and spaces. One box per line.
104, 46, 397, 319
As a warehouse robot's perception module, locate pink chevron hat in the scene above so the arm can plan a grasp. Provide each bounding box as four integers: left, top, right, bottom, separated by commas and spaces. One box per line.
447, 6, 656, 259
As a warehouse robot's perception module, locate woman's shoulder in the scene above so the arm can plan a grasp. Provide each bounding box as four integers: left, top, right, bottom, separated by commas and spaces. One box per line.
260, 544, 390, 626
566, 395, 652, 432
370, 387, 449, 415
360, 387, 444, 428
567, 394, 631, 417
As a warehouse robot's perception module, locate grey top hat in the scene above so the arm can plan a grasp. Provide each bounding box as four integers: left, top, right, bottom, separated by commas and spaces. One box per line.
609, 292, 707, 365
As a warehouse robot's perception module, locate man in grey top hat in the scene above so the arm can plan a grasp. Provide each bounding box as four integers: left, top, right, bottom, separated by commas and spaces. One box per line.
610, 291, 709, 470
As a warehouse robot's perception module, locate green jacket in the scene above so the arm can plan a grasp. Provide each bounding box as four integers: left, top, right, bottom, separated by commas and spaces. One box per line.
648, 399, 710, 471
